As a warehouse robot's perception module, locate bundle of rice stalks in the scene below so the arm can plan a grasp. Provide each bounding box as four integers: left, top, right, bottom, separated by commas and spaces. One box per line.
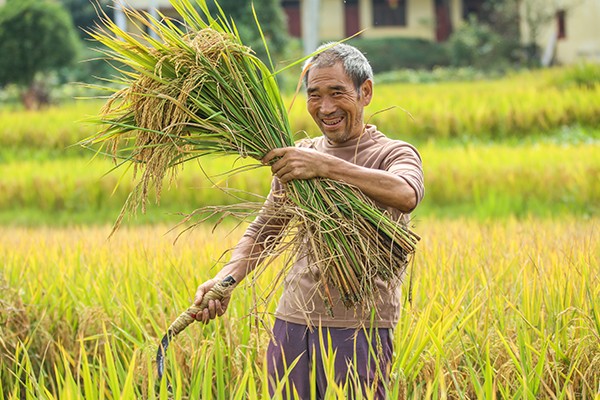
84, 0, 419, 310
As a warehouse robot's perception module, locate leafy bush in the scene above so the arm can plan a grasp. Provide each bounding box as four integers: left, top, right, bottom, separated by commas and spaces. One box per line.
206, 0, 290, 63
56, 43, 117, 84
447, 17, 519, 71
58, 0, 112, 40
347, 37, 450, 73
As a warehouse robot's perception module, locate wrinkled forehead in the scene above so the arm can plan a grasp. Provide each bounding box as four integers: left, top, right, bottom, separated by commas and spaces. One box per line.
305, 58, 348, 87
305, 63, 352, 91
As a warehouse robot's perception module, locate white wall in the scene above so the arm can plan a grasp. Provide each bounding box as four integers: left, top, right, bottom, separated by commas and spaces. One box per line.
557, 0, 600, 63
523, 0, 600, 64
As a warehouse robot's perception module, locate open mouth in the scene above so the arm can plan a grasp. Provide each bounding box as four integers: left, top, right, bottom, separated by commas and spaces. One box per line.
322, 116, 343, 126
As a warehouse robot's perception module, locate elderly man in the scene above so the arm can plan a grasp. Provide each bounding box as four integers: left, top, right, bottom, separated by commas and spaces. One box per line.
193, 43, 424, 399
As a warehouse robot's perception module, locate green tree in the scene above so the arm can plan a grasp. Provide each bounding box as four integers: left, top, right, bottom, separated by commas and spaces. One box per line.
447, 16, 509, 71
207, 0, 290, 64
0, 0, 80, 109
55, 0, 115, 85
58, 0, 112, 39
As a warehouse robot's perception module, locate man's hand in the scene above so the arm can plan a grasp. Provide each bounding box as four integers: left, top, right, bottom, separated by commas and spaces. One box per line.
263, 145, 418, 213
193, 278, 230, 323
262, 147, 334, 183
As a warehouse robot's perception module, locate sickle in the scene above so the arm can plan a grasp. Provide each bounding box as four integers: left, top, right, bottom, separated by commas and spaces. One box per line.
156, 275, 237, 390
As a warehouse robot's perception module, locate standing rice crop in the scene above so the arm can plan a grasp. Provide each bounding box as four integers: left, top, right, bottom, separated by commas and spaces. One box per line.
84, 0, 419, 311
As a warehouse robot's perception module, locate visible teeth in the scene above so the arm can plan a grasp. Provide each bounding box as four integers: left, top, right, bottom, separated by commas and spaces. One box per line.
323, 117, 342, 126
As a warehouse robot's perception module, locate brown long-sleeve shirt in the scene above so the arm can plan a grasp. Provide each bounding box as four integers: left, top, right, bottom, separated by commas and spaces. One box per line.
245, 125, 424, 328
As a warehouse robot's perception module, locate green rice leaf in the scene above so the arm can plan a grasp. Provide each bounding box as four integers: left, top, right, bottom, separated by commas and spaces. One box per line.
84, 0, 419, 310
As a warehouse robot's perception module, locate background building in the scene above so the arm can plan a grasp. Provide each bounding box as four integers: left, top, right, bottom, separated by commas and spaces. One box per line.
1, 0, 592, 65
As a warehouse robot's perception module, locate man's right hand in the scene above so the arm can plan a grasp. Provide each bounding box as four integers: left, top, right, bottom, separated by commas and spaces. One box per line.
192, 278, 231, 323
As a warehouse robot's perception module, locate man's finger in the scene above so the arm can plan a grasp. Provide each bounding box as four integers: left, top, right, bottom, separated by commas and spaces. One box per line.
199, 307, 210, 323
193, 287, 206, 306
194, 278, 218, 306
217, 304, 226, 316
262, 147, 288, 165
206, 300, 216, 319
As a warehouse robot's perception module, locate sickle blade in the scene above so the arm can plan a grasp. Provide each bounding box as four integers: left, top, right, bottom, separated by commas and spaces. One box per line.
156, 330, 172, 383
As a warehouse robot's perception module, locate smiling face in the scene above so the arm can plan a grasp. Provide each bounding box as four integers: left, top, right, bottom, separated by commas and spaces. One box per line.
305, 62, 373, 144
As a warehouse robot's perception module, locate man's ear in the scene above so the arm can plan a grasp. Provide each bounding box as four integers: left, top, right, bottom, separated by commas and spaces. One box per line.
360, 79, 373, 106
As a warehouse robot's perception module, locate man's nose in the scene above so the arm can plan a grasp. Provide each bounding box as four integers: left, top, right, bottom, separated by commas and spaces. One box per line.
319, 96, 336, 114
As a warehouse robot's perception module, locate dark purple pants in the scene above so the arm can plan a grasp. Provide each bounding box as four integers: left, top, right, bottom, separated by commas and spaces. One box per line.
266, 318, 393, 399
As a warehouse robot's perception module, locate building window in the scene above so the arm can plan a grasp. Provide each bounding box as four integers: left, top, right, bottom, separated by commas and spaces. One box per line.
556, 9, 566, 39
372, 0, 407, 27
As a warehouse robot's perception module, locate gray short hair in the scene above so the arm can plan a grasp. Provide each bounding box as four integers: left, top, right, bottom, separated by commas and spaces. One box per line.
302, 42, 374, 91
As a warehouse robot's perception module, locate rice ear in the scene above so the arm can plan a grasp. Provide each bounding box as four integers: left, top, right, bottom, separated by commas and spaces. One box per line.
86, 0, 420, 310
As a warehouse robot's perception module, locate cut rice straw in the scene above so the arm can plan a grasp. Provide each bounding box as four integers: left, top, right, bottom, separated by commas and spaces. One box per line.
83, 0, 420, 311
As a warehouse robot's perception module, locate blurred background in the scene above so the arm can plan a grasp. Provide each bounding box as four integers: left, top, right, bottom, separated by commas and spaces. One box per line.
0, 0, 598, 224
1, 2, 599, 398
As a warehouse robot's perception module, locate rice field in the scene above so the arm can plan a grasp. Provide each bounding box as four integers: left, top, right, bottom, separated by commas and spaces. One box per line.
0, 140, 598, 226
1, 218, 598, 399
1, 59, 599, 399
1, 66, 599, 152
289, 67, 600, 142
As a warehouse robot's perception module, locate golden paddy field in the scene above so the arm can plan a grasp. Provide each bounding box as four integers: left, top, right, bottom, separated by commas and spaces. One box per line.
1, 218, 598, 399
